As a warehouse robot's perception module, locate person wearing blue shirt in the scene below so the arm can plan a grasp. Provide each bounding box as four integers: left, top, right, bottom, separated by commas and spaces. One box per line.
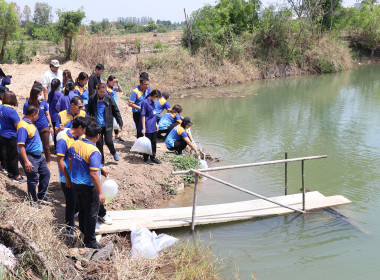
69, 122, 108, 249
74, 72, 89, 112
0, 86, 9, 173
106, 75, 124, 142
18, 104, 51, 208
55, 96, 86, 133
157, 104, 183, 139
48, 79, 63, 150
154, 92, 171, 122
56, 81, 78, 113
140, 90, 162, 165
0, 68, 11, 87
0, 91, 26, 183
24, 86, 54, 168
165, 117, 199, 156
128, 75, 151, 138
56, 117, 88, 237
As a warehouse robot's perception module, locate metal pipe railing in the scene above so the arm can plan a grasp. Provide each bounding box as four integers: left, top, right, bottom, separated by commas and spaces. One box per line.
172, 155, 328, 175
172, 155, 328, 231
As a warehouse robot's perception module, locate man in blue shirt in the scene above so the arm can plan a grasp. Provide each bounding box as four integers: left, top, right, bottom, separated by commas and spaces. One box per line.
17, 104, 51, 208
129, 75, 151, 138
141, 90, 161, 165
56, 117, 88, 237
69, 122, 108, 249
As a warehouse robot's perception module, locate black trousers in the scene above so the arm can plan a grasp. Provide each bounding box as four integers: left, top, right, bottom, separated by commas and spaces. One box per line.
133, 112, 144, 139
52, 121, 57, 152
96, 127, 116, 164
158, 122, 177, 140
73, 183, 99, 247
61, 182, 77, 230
144, 132, 157, 161
98, 204, 107, 218
0, 136, 19, 175
168, 139, 188, 155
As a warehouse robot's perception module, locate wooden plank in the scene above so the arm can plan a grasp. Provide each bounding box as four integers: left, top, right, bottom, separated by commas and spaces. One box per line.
98, 191, 351, 234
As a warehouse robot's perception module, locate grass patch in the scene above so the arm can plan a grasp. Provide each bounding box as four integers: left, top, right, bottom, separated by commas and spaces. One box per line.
159, 153, 200, 185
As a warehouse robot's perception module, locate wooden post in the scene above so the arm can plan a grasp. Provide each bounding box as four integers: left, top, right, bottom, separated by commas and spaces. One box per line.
191, 171, 200, 231
285, 151, 288, 195
302, 160, 305, 211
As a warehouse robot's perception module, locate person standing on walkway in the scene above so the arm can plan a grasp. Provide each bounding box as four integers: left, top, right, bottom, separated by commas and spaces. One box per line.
24, 87, 54, 168
129, 75, 151, 138
0, 91, 26, 183
42, 60, 63, 101
69, 122, 107, 249
17, 104, 51, 208
88, 83, 123, 165
88, 64, 104, 97
140, 90, 162, 165
56, 116, 88, 237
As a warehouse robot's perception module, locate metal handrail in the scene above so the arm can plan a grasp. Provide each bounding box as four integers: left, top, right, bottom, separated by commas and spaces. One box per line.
172, 155, 328, 231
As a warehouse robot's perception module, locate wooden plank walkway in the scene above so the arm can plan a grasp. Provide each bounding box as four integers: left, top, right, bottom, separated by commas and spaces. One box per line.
97, 191, 351, 234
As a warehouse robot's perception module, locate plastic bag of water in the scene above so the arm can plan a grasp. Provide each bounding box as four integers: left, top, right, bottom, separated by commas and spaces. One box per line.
101, 179, 118, 204
131, 136, 152, 155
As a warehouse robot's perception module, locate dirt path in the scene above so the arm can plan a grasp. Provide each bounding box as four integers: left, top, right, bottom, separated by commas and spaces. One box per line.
0, 58, 182, 226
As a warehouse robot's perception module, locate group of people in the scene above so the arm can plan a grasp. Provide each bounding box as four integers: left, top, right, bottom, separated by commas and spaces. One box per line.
0, 60, 199, 249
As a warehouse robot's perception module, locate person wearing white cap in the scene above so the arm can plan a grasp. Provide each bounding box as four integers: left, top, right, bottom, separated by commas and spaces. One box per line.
42, 60, 63, 101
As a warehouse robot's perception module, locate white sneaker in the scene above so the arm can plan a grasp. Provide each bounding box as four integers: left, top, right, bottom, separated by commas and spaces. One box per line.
99, 214, 112, 225
95, 222, 100, 233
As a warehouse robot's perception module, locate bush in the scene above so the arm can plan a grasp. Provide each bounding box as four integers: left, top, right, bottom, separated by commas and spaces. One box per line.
160, 153, 201, 184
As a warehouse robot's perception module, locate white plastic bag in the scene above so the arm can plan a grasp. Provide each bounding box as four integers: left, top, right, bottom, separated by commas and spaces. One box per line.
113, 118, 120, 130
56, 128, 69, 141
130, 136, 152, 155
130, 226, 178, 258
199, 159, 208, 169
49, 133, 54, 145
101, 178, 118, 204
130, 120, 136, 131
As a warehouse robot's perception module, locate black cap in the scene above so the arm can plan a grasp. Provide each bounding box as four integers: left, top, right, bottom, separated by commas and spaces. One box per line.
0, 86, 9, 95
182, 117, 193, 126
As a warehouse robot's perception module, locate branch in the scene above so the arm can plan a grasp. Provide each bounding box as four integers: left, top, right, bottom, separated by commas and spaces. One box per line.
0, 221, 57, 279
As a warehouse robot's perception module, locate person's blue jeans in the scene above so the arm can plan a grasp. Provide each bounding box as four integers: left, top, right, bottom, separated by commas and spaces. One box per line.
19, 153, 50, 202
73, 183, 99, 247
61, 182, 77, 230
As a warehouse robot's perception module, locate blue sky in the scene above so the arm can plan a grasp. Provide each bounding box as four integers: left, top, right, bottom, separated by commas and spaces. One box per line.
13, 0, 359, 23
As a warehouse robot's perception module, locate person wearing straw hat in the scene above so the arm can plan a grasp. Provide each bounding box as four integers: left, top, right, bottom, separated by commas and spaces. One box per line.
42, 60, 63, 101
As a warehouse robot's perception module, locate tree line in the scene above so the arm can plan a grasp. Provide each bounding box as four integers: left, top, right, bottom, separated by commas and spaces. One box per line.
182, 0, 380, 72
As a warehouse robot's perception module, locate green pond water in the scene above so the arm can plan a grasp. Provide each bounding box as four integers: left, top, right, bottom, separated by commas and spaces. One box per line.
159, 65, 380, 279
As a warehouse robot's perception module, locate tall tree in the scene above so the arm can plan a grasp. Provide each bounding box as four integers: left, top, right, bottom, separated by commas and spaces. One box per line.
0, 0, 19, 62
10, 2, 21, 24
56, 9, 85, 60
22, 5, 31, 25
33, 2, 52, 25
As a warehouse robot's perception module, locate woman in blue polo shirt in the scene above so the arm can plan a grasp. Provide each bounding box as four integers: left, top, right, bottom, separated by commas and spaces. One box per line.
24, 86, 54, 167
74, 72, 89, 111
165, 117, 199, 156
56, 81, 77, 112
106, 75, 124, 142
48, 79, 63, 150
157, 104, 182, 139
0, 91, 25, 183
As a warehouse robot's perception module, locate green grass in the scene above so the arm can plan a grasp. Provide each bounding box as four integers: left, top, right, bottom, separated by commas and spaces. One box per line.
159, 153, 201, 185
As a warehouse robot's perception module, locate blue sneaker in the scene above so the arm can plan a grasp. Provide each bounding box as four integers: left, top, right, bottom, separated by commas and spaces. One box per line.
113, 153, 120, 161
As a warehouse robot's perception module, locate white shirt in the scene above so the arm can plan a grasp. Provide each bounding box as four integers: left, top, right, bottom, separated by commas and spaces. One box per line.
41, 68, 63, 94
